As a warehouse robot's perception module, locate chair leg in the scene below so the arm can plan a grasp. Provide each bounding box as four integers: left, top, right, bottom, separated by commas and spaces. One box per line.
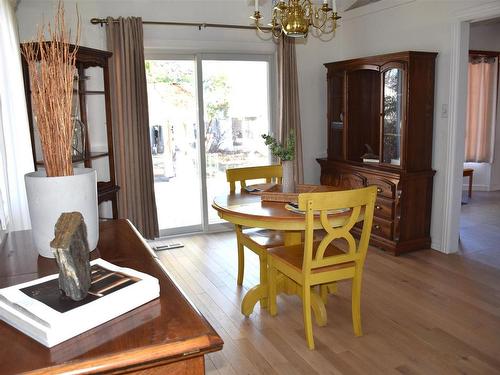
319, 281, 338, 305
268, 263, 278, 316
319, 285, 328, 305
235, 225, 244, 286
302, 285, 315, 350
327, 282, 338, 295
259, 254, 268, 308
237, 240, 244, 286
352, 273, 363, 336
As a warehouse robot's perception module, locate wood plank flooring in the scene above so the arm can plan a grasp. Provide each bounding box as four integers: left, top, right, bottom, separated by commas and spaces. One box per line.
460, 190, 500, 270
152, 227, 500, 374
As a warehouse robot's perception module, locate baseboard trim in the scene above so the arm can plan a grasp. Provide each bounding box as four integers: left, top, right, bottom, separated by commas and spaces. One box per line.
431, 241, 442, 253
462, 184, 490, 191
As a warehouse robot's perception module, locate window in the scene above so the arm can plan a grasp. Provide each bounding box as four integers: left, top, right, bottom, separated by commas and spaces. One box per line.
146, 54, 274, 235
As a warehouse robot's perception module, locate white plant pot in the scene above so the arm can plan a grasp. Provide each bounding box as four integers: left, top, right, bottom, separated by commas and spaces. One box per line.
25, 168, 98, 258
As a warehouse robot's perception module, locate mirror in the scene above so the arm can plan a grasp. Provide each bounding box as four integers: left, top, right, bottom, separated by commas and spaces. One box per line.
382, 68, 403, 165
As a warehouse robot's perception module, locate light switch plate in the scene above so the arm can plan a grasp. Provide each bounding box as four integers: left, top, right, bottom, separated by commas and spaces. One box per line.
441, 104, 448, 118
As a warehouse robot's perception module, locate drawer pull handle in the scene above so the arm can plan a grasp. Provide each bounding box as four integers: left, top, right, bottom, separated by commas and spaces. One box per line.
377, 187, 382, 193
374, 224, 381, 230
375, 205, 382, 210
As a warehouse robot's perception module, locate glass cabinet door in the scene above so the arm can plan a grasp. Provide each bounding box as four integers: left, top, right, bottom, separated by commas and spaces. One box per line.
382, 67, 404, 166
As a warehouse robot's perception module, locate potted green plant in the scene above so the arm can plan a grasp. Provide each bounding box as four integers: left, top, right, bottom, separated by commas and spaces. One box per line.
22, 3, 98, 258
262, 132, 295, 192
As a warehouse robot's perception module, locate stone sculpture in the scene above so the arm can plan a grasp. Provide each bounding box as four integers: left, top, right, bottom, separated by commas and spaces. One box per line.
50, 212, 91, 301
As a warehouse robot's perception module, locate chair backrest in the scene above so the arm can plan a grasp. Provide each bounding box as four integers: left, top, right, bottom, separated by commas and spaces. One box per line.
226, 165, 283, 193
298, 186, 377, 272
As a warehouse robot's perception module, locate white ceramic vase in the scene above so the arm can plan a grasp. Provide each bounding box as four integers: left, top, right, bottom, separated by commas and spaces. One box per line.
281, 160, 296, 193
25, 168, 98, 258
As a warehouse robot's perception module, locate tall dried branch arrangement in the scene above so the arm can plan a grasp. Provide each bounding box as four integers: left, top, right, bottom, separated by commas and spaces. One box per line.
22, 2, 79, 177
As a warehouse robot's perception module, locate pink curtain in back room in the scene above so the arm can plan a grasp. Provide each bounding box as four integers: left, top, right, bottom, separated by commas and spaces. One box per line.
465, 55, 498, 163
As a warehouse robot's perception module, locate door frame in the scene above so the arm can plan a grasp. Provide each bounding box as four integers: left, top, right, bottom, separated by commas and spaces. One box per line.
441, 2, 500, 253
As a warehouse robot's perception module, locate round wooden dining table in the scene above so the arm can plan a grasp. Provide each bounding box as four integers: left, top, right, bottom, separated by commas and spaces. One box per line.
213, 191, 352, 232
212, 190, 353, 324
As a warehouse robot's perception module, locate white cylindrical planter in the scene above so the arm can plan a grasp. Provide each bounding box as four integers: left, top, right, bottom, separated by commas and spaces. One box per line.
281, 160, 296, 193
25, 168, 98, 258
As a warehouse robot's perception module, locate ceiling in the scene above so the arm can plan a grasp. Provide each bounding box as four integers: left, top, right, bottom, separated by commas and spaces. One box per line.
341, 0, 383, 12
14, 0, 384, 13
472, 16, 500, 26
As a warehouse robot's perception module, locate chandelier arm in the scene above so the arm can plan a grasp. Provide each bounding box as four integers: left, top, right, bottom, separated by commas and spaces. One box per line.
311, 15, 330, 32
251, 13, 283, 38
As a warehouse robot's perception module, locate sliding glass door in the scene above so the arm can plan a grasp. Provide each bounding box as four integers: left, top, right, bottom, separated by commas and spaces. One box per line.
146, 55, 274, 235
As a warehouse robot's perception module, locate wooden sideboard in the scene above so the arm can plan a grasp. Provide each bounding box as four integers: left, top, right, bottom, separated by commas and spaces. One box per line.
0, 220, 223, 374
318, 51, 437, 255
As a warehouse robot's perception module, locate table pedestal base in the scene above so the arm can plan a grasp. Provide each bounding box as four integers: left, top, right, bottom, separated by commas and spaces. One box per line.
241, 275, 328, 327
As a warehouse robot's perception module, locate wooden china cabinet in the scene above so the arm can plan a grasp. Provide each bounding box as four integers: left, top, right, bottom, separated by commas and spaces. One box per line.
317, 51, 437, 255
22, 45, 119, 219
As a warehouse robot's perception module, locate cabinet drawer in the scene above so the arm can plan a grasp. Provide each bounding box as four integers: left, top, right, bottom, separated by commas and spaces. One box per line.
320, 169, 366, 189
371, 217, 393, 239
374, 198, 394, 220
366, 177, 397, 199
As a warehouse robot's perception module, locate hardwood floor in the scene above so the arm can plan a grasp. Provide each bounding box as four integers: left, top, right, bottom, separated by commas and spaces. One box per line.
152, 229, 500, 374
460, 190, 500, 270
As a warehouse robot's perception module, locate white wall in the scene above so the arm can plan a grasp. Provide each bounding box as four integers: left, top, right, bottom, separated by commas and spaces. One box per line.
15, 0, 496, 251
465, 20, 500, 191
16, 0, 275, 54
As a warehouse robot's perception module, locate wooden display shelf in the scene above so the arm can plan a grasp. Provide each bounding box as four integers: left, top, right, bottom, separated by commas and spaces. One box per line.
22, 44, 119, 220
73, 89, 106, 95
29, 90, 106, 95
35, 151, 109, 166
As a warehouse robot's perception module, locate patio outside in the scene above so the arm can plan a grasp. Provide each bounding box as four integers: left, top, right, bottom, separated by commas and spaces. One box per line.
146, 59, 271, 231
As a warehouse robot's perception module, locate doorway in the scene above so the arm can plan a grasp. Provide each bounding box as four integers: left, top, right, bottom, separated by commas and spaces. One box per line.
458, 19, 500, 268
442, 2, 500, 254
146, 55, 274, 236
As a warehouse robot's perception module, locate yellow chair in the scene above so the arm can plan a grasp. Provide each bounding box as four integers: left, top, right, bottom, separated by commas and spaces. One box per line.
268, 186, 377, 349
226, 165, 284, 293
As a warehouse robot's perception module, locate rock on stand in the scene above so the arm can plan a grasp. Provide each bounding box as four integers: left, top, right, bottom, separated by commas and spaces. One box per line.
50, 212, 91, 301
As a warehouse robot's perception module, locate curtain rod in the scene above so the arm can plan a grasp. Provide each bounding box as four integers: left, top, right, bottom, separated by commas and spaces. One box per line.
90, 17, 272, 31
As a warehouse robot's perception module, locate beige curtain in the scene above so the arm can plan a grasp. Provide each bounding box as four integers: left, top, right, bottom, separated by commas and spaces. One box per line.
465, 55, 498, 163
106, 17, 159, 239
277, 36, 304, 184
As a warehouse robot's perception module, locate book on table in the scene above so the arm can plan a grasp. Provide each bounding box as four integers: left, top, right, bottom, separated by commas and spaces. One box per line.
0, 258, 160, 347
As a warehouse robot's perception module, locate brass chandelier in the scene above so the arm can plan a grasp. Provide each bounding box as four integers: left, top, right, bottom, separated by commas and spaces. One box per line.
251, 0, 341, 39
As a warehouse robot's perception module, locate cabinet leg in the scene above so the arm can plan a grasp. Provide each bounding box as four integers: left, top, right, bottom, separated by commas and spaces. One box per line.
468, 174, 473, 199
112, 196, 119, 219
